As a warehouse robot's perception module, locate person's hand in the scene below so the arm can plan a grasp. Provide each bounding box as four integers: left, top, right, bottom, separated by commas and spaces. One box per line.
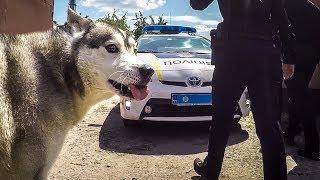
282, 64, 295, 80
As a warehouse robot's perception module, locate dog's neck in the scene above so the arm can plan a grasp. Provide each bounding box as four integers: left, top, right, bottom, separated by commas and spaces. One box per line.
71, 59, 115, 122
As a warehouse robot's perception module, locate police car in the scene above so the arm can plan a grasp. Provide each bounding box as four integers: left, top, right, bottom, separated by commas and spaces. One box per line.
120, 25, 250, 126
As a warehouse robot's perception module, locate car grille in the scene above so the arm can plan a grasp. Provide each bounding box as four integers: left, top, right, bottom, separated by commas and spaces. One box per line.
140, 98, 212, 118
159, 81, 212, 87
201, 81, 212, 87
140, 98, 243, 118
159, 80, 187, 87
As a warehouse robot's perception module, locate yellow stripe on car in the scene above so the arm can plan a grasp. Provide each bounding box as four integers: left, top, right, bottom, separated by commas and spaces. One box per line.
145, 54, 162, 80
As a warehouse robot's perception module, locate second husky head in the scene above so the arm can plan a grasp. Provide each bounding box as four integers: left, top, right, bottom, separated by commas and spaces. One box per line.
66, 9, 153, 100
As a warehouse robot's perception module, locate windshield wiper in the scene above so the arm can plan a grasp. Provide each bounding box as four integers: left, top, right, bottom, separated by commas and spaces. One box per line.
137, 50, 161, 53
189, 52, 211, 54
167, 51, 210, 54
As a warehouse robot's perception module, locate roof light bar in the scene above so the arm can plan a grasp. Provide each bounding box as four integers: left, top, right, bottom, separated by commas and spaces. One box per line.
143, 25, 197, 34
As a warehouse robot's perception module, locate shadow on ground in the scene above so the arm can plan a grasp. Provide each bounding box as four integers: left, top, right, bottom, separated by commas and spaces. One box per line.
281, 113, 320, 180
286, 139, 320, 180
98, 104, 249, 155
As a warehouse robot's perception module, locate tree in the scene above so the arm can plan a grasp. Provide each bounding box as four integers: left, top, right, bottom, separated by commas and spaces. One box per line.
149, 16, 156, 25
133, 12, 167, 39
97, 10, 131, 33
157, 15, 167, 25
132, 12, 148, 40
97, 10, 168, 40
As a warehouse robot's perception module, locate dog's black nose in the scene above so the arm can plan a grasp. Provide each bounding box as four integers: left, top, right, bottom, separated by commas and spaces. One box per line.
138, 65, 154, 78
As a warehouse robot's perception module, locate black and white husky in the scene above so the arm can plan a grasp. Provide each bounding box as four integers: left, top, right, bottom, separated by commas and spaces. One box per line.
0, 9, 153, 179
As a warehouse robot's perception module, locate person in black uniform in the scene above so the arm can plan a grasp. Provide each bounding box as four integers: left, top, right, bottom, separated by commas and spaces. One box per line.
283, 0, 320, 161
190, 0, 295, 179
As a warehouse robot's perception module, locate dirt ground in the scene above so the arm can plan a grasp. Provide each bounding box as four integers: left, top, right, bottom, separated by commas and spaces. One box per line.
49, 96, 320, 180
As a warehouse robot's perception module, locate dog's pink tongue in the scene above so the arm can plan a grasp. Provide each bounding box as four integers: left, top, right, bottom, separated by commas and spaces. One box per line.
129, 84, 149, 100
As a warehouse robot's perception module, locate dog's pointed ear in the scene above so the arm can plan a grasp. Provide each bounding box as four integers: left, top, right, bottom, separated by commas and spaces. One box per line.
67, 8, 92, 32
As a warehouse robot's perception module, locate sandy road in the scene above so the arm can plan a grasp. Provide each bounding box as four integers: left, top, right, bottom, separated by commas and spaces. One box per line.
49, 96, 320, 180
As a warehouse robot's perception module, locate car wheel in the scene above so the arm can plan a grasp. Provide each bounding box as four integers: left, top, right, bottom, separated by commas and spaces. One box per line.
234, 117, 241, 123
122, 118, 139, 128
231, 117, 242, 130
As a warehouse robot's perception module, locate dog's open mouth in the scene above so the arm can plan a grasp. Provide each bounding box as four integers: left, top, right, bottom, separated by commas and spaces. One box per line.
108, 80, 149, 100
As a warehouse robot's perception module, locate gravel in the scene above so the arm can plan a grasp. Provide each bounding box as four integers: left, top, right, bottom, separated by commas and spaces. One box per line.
49, 96, 320, 180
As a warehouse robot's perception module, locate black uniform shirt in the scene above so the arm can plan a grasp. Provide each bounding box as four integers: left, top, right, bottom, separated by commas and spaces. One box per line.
190, 0, 295, 64
285, 0, 320, 48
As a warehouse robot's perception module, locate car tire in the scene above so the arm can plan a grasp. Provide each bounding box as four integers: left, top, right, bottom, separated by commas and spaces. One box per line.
122, 118, 139, 127
234, 117, 241, 123
231, 117, 242, 130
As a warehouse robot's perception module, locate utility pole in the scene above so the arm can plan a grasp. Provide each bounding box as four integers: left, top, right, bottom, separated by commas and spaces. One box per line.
69, 0, 76, 11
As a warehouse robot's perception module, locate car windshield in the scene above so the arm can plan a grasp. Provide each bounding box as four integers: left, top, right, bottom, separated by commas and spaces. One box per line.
137, 35, 211, 54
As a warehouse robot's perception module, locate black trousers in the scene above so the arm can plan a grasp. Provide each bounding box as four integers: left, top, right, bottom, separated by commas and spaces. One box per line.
285, 51, 319, 153
206, 32, 287, 179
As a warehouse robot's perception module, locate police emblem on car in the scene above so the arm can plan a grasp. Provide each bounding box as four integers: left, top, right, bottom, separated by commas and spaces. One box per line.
187, 76, 202, 87
120, 25, 251, 125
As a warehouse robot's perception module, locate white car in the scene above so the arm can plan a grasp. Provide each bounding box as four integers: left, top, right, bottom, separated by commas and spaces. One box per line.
120, 25, 250, 126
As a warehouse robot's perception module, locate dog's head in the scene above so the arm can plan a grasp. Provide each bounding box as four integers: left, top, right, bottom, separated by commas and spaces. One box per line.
66, 9, 153, 100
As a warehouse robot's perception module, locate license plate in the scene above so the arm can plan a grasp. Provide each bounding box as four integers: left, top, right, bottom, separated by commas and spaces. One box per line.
171, 93, 212, 106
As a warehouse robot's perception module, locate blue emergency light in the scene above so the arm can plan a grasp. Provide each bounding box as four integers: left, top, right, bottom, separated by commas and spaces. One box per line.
143, 25, 197, 34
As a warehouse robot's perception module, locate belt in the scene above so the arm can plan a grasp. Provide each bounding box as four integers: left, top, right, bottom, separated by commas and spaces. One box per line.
230, 32, 273, 41
213, 21, 274, 41
211, 29, 273, 41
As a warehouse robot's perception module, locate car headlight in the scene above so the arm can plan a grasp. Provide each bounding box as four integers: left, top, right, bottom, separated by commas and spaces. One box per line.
244, 89, 250, 108
246, 99, 251, 107
124, 100, 131, 110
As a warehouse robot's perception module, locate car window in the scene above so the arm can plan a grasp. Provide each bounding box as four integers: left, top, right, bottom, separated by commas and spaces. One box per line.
137, 36, 211, 54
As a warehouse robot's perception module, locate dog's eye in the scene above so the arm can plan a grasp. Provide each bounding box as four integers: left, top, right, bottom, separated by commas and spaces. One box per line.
105, 44, 119, 53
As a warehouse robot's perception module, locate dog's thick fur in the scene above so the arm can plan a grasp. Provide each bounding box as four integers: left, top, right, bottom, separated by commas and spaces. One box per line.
0, 9, 148, 179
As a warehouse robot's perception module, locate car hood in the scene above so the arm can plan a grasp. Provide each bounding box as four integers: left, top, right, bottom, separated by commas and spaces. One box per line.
138, 53, 214, 82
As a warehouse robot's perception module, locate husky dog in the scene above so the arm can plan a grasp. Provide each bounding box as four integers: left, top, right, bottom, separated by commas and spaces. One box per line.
0, 9, 153, 180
